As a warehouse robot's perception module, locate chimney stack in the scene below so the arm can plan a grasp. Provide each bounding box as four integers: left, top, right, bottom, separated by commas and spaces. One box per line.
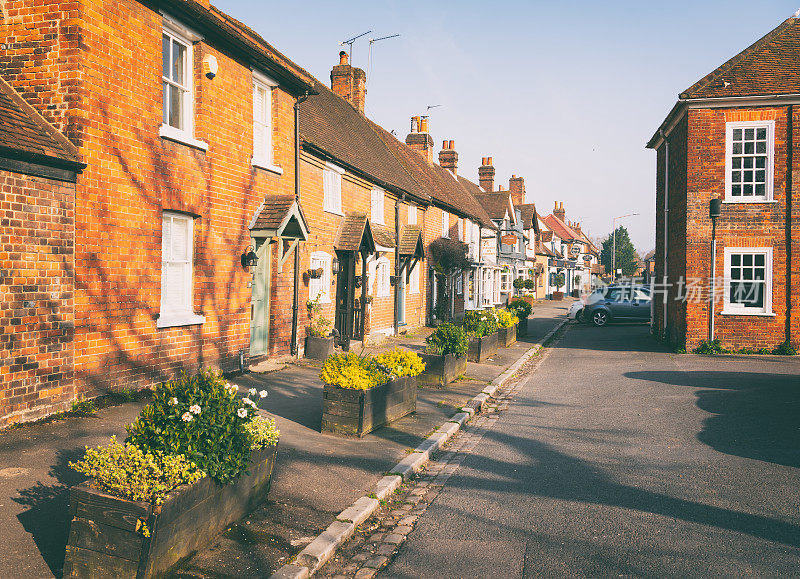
554, 201, 566, 222
479, 157, 495, 192
330, 51, 367, 114
509, 175, 525, 207
438, 140, 458, 176
406, 115, 434, 163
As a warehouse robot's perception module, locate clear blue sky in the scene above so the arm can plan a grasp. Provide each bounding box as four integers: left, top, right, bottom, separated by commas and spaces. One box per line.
215, 0, 796, 251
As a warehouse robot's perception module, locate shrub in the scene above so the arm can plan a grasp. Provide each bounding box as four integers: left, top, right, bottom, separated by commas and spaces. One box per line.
425, 323, 468, 358
319, 352, 388, 390
126, 370, 255, 485
693, 339, 729, 355
523, 279, 534, 290
70, 436, 205, 505
374, 348, 425, 378
509, 298, 532, 319
308, 315, 332, 338
462, 309, 498, 338
773, 340, 798, 356
553, 273, 565, 290
244, 416, 280, 449
512, 278, 524, 289
497, 309, 519, 329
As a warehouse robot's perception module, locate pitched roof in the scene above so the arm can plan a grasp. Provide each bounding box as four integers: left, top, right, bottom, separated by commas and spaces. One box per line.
517, 203, 538, 230
680, 17, 800, 100
334, 212, 375, 253
371, 223, 396, 249
250, 194, 309, 239
398, 225, 424, 257
299, 82, 426, 201
474, 193, 511, 221
0, 75, 82, 169
541, 214, 581, 242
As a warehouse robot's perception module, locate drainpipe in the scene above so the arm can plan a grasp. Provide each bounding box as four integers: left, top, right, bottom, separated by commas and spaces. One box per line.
787, 104, 794, 344
290, 90, 310, 358
661, 130, 669, 338
394, 193, 405, 336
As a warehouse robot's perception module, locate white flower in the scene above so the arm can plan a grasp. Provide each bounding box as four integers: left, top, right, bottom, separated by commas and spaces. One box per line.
259, 390, 268, 398
181, 412, 193, 422
248, 388, 257, 396
242, 398, 257, 408
237, 408, 248, 418
189, 404, 201, 415
169, 397, 178, 406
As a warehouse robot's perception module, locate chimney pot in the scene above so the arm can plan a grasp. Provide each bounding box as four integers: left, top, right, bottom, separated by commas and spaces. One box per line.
487, 156, 493, 166
449, 140, 454, 149
419, 117, 429, 133
339, 50, 348, 65
442, 140, 448, 149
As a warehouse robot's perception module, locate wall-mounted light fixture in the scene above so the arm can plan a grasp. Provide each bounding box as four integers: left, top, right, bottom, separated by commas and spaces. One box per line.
332, 257, 340, 275
241, 245, 258, 268
708, 198, 722, 342
202, 55, 218, 79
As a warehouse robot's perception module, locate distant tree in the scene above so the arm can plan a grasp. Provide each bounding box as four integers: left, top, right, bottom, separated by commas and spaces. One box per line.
600, 226, 638, 276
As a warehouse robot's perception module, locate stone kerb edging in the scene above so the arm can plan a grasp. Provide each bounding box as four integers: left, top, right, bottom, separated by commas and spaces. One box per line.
270, 317, 569, 578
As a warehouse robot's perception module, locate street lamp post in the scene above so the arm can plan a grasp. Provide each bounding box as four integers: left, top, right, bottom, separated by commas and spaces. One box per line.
611, 213, 639, 282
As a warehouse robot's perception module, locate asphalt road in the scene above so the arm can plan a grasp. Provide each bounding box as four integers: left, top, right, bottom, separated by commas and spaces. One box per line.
383, 322, 800, 577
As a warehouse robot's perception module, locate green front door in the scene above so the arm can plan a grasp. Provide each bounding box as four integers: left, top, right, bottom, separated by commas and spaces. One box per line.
250, 238, 271, 356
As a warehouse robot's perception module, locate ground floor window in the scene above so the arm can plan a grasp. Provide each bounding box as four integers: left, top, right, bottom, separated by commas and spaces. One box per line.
723, 247, 772, 315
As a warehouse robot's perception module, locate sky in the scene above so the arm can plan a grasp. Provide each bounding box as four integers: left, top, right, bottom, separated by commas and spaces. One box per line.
216, 0, 797, 252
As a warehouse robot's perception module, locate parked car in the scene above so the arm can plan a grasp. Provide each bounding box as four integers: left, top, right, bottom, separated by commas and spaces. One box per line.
583, 285, 651, 327
568, 300, 584, 322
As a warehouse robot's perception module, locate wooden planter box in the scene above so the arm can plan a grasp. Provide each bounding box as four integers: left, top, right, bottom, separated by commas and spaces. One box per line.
64, 445, 278, 579
517, 316, 529, 337
552, 291, 564, 301
498, 324, 517, 347
418, 353, 467, 388
322, 376, 417, 437
305, 335, 334, 361
467, 332, 499, 363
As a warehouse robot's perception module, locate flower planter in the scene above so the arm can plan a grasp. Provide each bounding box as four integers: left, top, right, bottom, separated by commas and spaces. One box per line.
552, 291, 564, 301
305, 335, 334, 361
322, 376, 417, 437
498, 323, 517, 347
64, 444, 278, 578
467, 332, 499, 363
517, 316, 529, 337
418, 353, 467, 388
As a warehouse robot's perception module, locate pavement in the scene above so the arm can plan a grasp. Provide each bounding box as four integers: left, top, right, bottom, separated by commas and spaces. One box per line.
0, 300, 571, 578
383, 322, 800, 577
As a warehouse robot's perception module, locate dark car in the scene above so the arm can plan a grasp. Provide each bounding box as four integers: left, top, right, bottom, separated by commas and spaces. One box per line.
583, 285, 651, 327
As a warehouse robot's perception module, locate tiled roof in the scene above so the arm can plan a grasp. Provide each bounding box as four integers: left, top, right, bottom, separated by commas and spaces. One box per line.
372, 223, 396, 249
644, 249, 656, 261
0, 75, 81, 168
541, 214, 581, 242
681, 17, 800, 99
540, 230, 553, 243
517, 203, 538, 230
251, 195, 295, 229
474, 193, 511, 221
398, 225, 424, 256
334, 212, 375, 252
300, 82, 427, 201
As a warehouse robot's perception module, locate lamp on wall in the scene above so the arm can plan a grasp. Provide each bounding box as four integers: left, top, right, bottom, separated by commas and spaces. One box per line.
708, 198, 722, 342
331, 257, 340, 275
241, 245, 258, 268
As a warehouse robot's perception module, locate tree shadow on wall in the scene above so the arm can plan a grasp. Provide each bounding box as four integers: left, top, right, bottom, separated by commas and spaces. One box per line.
12, 447, 87, 578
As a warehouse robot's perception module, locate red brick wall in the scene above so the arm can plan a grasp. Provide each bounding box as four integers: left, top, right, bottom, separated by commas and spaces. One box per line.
0, 170, 75, 427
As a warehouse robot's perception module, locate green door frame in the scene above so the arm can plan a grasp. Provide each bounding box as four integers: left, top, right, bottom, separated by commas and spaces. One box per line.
249, 237, 272, 357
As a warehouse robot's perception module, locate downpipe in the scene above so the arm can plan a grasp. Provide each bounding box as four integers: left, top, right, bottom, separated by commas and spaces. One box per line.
291, 90, 310, 358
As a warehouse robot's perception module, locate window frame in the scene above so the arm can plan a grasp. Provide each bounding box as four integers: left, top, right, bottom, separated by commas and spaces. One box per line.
722, 246, 774, 316
375, 256, 391, 298
724, 120, 775, 203
309, 251, 332, 304
441, 210, 450, 238
409, 261, 420, 294
323, 162, 344, 216
252, 70, 279, 172
371, 187, 385, 225
158, 211, 205, 328
407, 205, 417, 225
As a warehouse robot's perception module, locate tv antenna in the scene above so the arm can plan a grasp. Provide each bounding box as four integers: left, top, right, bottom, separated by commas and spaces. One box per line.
339, 30, 371, 64
426, 104, 443, 112
366, 33, 400, 91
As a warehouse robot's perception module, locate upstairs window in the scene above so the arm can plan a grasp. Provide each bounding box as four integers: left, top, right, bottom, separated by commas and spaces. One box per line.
161, 19, 205, 149
371, 188, 385, 224
441, 211, 449, 238
407, 205, 417, 225
726, 121, 774, 202
252, 71, 277, 169
323, 163, 344, 215
457, 218, 463, 241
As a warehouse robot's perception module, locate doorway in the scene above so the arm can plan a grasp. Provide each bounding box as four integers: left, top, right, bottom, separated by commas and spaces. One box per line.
249, 238, 271, 356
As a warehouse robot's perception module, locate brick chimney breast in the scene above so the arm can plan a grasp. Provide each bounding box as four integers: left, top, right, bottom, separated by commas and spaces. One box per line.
438, 139, 458, 176
554, 201, 566, 222
478, 157, 495, 192
509, 174, 525, 207
330, 51, 367, 114
406, 116, 434, 163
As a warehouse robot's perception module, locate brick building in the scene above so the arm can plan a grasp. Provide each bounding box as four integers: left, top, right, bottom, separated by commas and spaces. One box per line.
1, 0, 316, 422
647, 17, 800, 350
0, 76, 84, 426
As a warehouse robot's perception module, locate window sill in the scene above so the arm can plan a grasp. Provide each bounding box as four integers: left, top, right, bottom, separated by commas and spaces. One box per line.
722, 198, 777, 204
324, 208, 344, 217
720, 309, 775, 317
159, 125, 209, 152
252, 159, 283, 175
157, 312, 206, 328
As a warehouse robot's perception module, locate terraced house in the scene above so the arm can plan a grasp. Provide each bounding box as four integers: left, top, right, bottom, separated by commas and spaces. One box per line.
0, 0, 316, 424
647, 16, 800, 350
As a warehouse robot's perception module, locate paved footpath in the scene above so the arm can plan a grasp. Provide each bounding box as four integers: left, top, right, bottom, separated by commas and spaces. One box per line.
378, 323, 800, 578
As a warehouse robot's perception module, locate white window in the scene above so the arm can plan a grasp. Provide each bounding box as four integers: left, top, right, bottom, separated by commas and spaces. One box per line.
159, 212, 204, 328
252, 71, 277, 169
457, 218, 463, 241
371, 188, 385, 224
441, 211, 449, 238
375, 257, 390, 297
494, 271, 501, 303
409, 262, 420, 294
456, 273, 463, 295
723, 247, 773, 315
464, 220, 471, 244
323, 163, 344, 215
500, 271, 511, 292
725, 121, 774, 202
407, 205, 417, 225
309, 251, 332, 304
160, 19, 204, 149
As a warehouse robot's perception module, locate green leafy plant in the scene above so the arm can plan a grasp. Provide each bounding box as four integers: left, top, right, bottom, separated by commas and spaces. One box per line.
523, 279, 534, 290
434, 300, 450, 322
552, 273, 565, 291
70, 397, 96, 416
425, 323, 468, 358
244, 416, 280, 449
374, 348, 425, 378
462, 309, 498, 338
70, 436, 205, 505
496, 309, 519, 329
693, 339, 730, 355
773, 340, 798, 356
319, 352, 389, 390
307, 294, 333, 338
126, 370, 256, 485
509, 298, 532, 319
512, 278, 524, 289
